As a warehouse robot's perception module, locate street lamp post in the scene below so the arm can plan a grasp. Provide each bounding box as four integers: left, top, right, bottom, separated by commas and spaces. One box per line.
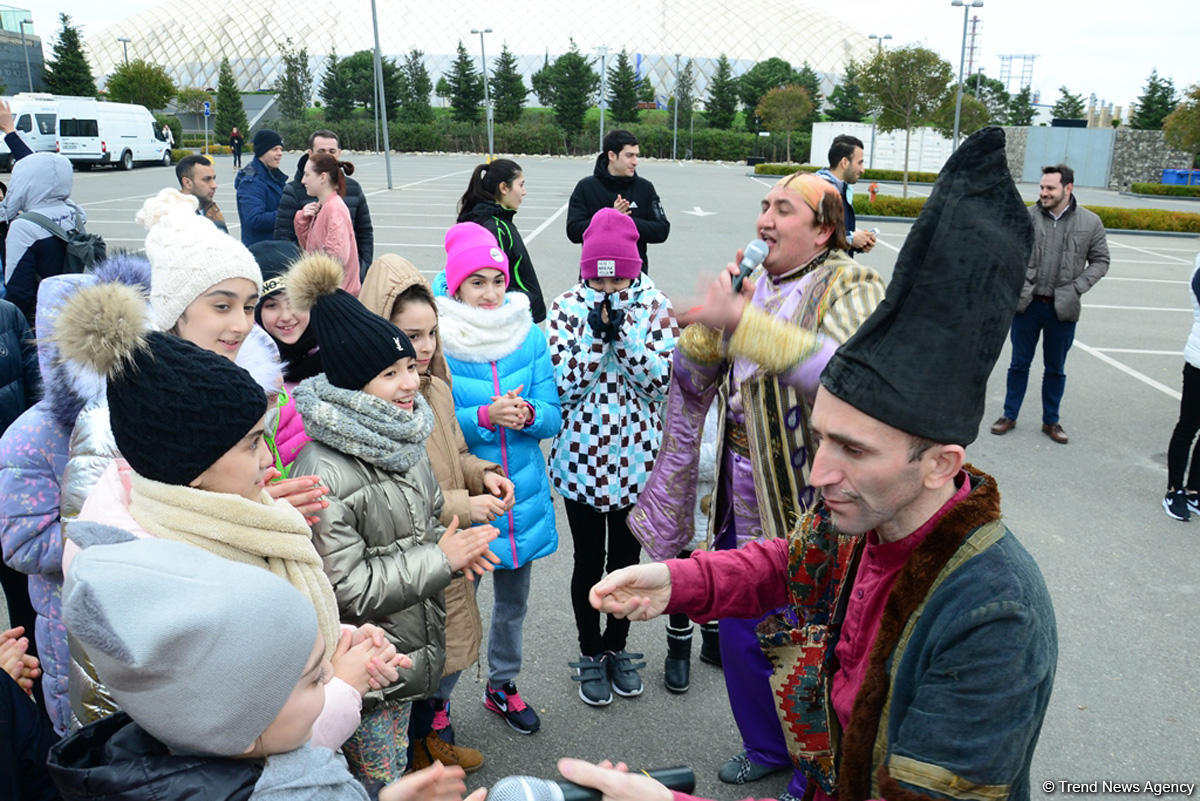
117, 36, 131, 65
18, 20, 34, 92
597, 46, 608, 155
671, 53, 680, 160
951, 0, 984, 150
867, 33, 891, 169
369, 0, 393, 188
471, 28, 494, 163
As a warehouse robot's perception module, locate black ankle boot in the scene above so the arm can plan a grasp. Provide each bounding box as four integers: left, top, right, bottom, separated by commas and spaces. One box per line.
699, 621, 721, 667
664, 625, 693, 693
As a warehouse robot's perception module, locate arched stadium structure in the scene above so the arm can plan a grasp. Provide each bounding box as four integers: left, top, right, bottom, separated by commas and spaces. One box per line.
86, 0, 875, 108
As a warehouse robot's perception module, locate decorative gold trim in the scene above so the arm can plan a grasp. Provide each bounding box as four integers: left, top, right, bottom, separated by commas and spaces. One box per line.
887, 755, 1011, 801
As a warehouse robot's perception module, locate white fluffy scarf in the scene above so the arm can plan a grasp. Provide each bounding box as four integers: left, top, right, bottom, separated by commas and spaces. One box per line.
436, 292, 533, 363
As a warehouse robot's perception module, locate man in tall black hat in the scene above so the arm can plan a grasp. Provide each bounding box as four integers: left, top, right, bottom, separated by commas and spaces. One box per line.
584, 127, 1059, 801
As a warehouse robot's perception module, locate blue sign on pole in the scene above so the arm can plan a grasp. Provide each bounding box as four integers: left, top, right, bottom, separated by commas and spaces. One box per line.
203, 101, 211, 117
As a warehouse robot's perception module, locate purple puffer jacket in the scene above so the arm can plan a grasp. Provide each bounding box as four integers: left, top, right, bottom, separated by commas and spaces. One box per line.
0, 255, 150, 735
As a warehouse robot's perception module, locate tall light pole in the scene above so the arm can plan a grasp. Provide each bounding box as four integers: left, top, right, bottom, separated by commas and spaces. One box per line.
369, 0, 393, 188
671, 53, 680, 160
18, 19, 34, 92
117, 36, 131, 65
471, 28, 494, 163
867, 33, 891, 169
951, 0, 984, 150
597, 45, 608, 154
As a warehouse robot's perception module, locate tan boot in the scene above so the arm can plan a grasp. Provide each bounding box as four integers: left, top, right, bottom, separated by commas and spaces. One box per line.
421, 730, 484, 774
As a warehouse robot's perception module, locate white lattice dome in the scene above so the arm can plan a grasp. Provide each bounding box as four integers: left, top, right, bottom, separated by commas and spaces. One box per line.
86, 0, 874, 101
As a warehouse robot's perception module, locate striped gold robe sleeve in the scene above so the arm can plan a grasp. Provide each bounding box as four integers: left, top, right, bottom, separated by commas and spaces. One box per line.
818, 265, 887, 344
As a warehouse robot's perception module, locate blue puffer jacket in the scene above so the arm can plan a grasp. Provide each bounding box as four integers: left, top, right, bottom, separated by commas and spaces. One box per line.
0, 298, 39, 434
433, 276, 560, 569
234, 157, 287, 246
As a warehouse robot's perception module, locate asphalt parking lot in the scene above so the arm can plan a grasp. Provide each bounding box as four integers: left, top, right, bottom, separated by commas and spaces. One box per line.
6, 150, 1199, 797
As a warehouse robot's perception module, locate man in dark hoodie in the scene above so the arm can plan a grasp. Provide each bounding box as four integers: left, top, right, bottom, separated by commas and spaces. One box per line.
566, 130, 669, 273
273, 129, 374, 279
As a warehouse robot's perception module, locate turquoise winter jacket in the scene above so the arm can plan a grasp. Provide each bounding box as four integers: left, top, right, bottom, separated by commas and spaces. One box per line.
433, 275, 560, 569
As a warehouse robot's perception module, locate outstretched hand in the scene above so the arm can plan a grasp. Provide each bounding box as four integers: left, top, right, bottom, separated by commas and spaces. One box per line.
557, 758, 672, 801
379, 761, 487, 801
588, 563, 672, 621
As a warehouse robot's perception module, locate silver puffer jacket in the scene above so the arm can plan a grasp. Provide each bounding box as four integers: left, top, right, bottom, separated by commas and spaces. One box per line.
292, 440, 451, 710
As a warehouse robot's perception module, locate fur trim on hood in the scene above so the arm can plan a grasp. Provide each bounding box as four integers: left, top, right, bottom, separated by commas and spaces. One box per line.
237, 326, 283, 396
359, 254, 452, 386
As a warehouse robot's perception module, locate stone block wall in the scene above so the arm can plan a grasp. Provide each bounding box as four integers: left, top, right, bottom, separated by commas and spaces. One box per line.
1001, 126, 1028, 183
1109, 128, 1191, 189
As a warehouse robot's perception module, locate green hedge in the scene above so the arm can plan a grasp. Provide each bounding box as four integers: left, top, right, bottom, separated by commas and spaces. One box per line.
756, 163, 940, 183
169, 148, 193, 164
1130, 182, 1200, 197
854, 194, 1200, 233
264, 117, 798, 161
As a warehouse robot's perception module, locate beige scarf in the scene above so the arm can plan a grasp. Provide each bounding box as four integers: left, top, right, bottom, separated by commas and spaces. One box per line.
128, 472, 341, 659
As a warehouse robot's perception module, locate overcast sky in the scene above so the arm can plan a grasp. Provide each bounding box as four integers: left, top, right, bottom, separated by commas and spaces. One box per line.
35, 0, 1198, 113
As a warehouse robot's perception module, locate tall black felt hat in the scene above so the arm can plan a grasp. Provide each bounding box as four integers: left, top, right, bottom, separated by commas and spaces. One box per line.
820, 126, 1033, 445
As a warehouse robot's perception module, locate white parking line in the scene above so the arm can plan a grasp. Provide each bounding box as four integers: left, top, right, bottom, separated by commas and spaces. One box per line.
1075, 341, 1180, 400
1083, 304, 1190, 312
364, 168, 474, 197
1095, 348, 1181, 355
1103, 277, 1188, 284
1109, 240, 1193, 264
525, 202, 569, 243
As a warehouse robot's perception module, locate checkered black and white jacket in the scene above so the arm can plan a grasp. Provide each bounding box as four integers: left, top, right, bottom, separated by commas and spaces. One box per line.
547, 276, 679, 512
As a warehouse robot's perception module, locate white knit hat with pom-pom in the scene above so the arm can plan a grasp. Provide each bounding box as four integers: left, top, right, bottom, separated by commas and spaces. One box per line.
138, 188, 262, 331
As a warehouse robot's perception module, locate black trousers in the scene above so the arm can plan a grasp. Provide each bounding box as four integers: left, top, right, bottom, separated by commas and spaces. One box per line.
1168, 362, 1200, 491
563, 498, 642, 656
0, 670, 59, 800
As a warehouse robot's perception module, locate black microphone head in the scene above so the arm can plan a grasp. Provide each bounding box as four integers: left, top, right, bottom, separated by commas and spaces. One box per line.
489, 776, 564, 801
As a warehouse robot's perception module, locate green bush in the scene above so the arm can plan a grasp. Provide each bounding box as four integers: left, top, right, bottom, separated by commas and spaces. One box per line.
1130, 182, 1200, 197
852, 194, 927, 218
169, 148, 193, 163
755, 163, 940, 183
852, 194, 1200, 233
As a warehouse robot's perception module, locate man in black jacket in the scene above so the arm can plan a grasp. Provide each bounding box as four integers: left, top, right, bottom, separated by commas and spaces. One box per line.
272, 129, 374, 278
567, 130, 669, 273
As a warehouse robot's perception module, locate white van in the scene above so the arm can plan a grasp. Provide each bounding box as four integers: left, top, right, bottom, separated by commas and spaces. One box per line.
0, 92, 61, 170
55, 97, 171, 170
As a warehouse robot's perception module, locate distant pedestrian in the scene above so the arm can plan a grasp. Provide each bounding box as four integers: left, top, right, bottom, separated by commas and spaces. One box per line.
458, 159, 546, 323
990, 164, 1109, 445
294, 153, 360, 295
1163, 251, 1200, 521
567, 130, 669, 273
234, 129, 287, 246
160, 123, 174, 148
817, 134, 876, 256
274, 130, 374, 280
230, 126, 244, 168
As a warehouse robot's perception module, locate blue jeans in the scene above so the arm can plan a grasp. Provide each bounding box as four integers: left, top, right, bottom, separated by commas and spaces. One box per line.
1004, 300, 1076, 424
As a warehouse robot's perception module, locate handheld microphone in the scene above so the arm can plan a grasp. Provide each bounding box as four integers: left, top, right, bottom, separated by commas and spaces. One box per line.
731, 239, 769, 294
488, 766, 695, 801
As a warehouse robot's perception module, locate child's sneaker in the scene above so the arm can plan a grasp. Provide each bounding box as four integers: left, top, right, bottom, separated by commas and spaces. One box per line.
605, 649, 646, 697
431, 698, 454, 745
1163, 490, 1190, 521
1187, 492, 1200, 516
483, 681, 541, 734
569, 654, 613, 706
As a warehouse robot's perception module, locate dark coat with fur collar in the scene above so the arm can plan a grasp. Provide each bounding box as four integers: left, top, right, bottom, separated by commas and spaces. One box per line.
812, 467, 1058, 801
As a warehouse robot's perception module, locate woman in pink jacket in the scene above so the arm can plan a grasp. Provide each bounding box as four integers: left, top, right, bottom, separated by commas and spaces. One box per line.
294, 153, 361, 296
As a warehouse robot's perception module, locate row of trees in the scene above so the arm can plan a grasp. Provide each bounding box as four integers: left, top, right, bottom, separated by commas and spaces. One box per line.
29, 12, 1200, 173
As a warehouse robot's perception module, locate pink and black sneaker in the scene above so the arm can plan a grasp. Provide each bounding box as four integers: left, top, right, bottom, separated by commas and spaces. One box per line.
483, 681, 540, 734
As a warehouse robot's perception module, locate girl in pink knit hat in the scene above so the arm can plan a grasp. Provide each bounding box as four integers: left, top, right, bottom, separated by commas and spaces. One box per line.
434, 222, 562, 736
